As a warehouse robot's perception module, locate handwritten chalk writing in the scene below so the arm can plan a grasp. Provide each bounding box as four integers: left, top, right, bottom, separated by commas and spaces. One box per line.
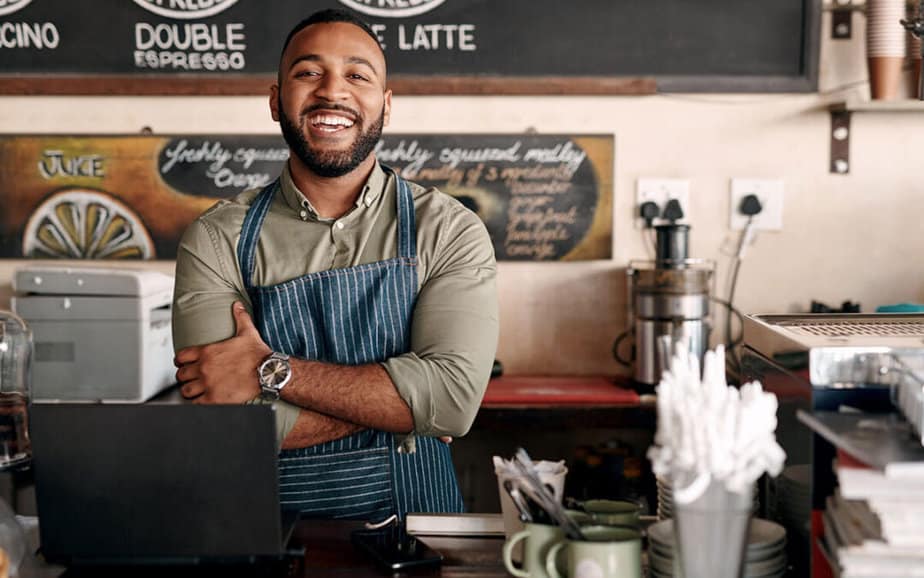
0, 22, 58, 49
0, 0, 32, 19
522, 141, 587, 172
504, 242, 556, 260
159, 139, 287, 190
397, 24, 475, 51
508, 180, 572, 195
508, 206, 578, 229
133, 22, 245, 70
134, 50, 245, 70
370, 24, 387, 49
135, 23, 245, 51
133, 0, 239, 20
233, 147, 288, 169
375, 140, 434, 175
375, 134, 610, 261
501, 164, 581, 185
38, 150, 104, 179
337, 0, 447, 19
211, 168, 271, 189
440, 142, 521, 169
161, 140, 231, 173
509, 196, 554, 212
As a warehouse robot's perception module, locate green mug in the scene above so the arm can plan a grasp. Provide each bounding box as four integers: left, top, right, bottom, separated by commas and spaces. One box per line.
503, 512, 593, 578
503, 522, 564, 578
582, 499, 642, 527
544, 525, 642, 578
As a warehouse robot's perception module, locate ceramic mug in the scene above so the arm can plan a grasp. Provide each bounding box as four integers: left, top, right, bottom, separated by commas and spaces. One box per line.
503, 522, 564, 578
544, 525, 642, 578
502, 512, 593, 578
582, 499, 642, 527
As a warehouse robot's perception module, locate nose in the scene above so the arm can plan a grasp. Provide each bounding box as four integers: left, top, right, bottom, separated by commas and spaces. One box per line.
314, 73, 349, 102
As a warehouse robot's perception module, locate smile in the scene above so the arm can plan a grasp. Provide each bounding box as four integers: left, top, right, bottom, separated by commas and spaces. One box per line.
308, 113, 356, 133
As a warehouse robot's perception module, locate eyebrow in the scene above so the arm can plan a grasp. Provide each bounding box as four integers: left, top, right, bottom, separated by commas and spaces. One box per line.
289, 54, 381, 77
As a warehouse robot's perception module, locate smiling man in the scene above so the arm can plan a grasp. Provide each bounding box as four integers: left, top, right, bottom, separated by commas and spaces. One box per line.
171, 9, 499, 521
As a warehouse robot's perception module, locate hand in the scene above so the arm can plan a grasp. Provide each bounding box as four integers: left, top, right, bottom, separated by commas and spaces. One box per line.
439, 436, 453, 444
174, 302, 272, 404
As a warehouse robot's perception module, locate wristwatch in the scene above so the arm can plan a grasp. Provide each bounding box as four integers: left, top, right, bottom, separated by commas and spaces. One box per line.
258, 352, 291, 400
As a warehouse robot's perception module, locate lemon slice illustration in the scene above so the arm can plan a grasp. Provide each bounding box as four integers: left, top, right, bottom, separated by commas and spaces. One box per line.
22, 189, 155, 259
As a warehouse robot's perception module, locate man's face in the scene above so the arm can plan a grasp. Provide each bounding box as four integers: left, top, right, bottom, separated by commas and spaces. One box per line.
271, 22, 391, 178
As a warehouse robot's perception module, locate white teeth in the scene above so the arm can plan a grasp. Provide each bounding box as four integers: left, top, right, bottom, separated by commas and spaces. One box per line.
311, 114, 354, 128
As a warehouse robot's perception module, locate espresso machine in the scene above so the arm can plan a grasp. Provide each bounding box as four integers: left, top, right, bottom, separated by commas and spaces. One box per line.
740, 313, 924, 578
619, 224, 715, 387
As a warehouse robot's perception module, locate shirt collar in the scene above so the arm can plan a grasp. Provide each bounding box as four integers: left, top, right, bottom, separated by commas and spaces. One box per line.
278, 160, 388, 220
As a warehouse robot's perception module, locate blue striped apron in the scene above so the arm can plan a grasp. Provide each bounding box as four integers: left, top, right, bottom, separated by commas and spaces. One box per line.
236, 172, 464, 521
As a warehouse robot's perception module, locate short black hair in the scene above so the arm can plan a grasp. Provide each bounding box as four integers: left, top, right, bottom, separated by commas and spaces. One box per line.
279, 9, 384, 63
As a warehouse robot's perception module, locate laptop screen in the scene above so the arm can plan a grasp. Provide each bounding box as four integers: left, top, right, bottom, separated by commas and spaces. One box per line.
31, 403, 287, 564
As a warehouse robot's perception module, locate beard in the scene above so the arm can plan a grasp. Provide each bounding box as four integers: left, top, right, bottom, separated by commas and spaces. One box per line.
278, 98, 385, 178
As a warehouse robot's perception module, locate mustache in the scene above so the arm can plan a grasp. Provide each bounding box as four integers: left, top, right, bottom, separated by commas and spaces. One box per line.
303, 103, 361, 119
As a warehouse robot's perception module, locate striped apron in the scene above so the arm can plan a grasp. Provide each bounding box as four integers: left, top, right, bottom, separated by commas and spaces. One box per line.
236, 172, 464, 521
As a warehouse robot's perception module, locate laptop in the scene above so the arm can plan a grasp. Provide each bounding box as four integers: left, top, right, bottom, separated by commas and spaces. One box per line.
30, 403, 299, 566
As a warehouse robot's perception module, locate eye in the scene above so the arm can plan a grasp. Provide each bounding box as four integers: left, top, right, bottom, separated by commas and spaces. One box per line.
348, 73, 369, 81
293, 69, 320, 79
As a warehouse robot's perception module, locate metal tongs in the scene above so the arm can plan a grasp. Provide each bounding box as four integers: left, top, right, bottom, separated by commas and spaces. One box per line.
507, 449, 586, 540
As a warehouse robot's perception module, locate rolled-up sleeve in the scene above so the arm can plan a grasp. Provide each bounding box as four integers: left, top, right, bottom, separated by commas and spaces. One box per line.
172, 205, 299, 446
382, 204, 499, 437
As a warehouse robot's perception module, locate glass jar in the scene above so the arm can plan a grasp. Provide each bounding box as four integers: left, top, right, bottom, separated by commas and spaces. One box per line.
0, 311, 31, 470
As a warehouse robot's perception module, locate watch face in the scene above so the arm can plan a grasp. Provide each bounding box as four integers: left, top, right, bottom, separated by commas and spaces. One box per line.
260, 358, 290, 387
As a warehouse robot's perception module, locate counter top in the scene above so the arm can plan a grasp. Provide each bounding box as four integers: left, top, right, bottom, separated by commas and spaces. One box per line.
23, 519, 507, 578
482, 375, 640, 407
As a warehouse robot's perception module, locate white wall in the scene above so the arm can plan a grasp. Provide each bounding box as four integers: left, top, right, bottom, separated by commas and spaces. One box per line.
2, 11, 923, 376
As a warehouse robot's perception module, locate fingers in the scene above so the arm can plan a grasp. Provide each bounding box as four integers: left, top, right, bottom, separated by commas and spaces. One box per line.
233, 301, 259, 338
180, 380, 205, 399
175, 364, 200, 384
439, 436, 453, 444
174, 347, 200, 366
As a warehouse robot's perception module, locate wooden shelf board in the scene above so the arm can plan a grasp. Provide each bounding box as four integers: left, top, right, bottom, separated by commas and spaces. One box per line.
831, 98, 924, 112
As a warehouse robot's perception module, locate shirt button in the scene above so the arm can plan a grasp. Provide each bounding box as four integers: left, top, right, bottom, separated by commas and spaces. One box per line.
335, 221, 345, 230
299, 210, 307, 220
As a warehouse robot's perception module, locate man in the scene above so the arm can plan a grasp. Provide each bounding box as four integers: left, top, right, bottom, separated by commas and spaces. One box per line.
171, 9, 498, 522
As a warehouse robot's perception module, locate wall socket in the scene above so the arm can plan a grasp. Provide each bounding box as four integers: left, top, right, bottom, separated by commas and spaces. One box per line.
635, 178, 690, 228
729, 179, 784, 230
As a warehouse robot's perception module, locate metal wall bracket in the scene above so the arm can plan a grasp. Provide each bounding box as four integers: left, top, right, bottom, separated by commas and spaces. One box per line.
832, 7, 853, 39
830, 110, 851, 174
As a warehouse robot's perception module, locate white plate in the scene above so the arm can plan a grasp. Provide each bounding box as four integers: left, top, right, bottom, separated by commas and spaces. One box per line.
646, 518, 786, 551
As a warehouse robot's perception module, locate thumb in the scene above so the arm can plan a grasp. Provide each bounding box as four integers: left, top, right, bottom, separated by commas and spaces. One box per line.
233, 302, 258, 337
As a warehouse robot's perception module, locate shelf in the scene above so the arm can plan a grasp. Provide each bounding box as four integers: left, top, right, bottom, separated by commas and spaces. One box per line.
827, 98, 924, 173
796, 410, 924, 471
830, 98, 924, 112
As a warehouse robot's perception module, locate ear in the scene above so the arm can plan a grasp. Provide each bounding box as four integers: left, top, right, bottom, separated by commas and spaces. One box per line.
270, 84, 280, 122
382, 89, 392, 127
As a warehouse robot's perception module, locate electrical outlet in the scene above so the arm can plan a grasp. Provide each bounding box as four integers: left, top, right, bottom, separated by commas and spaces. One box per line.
635, 178, 690, 228
729, 179, 784, 230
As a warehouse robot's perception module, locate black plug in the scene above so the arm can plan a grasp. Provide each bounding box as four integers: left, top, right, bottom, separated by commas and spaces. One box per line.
638, 201, 660, 228
739, 194, 763, 217
662, 198, 684, 222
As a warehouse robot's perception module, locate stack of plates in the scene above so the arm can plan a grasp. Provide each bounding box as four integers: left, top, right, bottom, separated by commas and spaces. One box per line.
773, 464, 811, 540
657, 477, 759, 521
647, 518, 787, 578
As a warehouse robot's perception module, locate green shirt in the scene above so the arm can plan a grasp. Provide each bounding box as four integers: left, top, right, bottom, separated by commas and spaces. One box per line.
172, 160, 499, 447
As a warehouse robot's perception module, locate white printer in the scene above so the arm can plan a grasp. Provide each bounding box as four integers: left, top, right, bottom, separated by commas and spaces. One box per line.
12, 266, 176, 402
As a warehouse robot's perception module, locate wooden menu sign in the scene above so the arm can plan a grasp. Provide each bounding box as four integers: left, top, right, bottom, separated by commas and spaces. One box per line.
0, 0, 818, 94
0, 133, 613, 261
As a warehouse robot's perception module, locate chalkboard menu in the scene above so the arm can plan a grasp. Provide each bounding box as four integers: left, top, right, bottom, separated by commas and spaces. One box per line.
0, 133, 612, 261
0, 0, 819, 94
